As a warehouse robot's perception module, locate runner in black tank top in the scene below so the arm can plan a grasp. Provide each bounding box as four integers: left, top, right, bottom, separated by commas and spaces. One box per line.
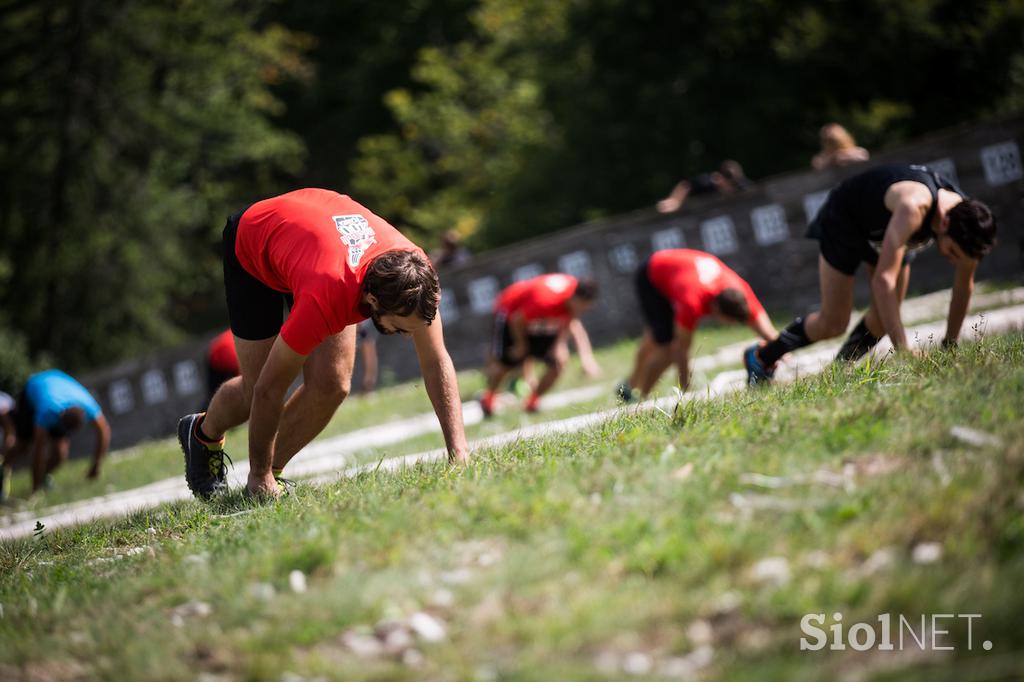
742, 163, 996, 385
808, 163, 965, 275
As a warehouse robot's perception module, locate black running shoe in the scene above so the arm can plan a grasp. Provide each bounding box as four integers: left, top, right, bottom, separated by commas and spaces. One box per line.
616, 381, 636, 403
744, 344, 775, 386
178, 413, 232, 498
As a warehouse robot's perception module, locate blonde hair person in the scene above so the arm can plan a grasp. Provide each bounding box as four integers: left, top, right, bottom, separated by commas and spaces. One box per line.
811, 123, 870, 170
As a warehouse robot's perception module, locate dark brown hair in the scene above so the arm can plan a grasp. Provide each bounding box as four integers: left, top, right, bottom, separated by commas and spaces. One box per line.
363, 250, 440, 322
572, 277, 599, 301
714, 288, 750, 322
947, 199, 996, 259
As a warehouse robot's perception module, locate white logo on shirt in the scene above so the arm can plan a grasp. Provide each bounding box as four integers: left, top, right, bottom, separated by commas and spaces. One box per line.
542, 274, 574, 294
333, 214, 377, 268
695, 256, 722, 285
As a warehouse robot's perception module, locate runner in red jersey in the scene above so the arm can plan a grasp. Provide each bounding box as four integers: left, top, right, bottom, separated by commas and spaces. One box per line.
178, 189, 469, 499
619, 249, 777, 401
206, 330, 240, 402
480, 274, 600, 416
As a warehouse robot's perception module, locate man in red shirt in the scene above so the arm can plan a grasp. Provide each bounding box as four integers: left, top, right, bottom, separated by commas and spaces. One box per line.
619, 249, 777, 400
178, 189, 469, 499
480, 274, 599, 416
206, 329, 241, 402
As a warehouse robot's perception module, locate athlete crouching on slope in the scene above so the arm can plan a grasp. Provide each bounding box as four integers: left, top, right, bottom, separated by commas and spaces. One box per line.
480, 274, 600, 416
745, 163, 997, 384
178, 188, 469, 499
619, 249, 778, 401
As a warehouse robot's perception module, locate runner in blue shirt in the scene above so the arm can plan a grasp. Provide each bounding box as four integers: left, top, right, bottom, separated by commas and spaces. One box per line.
1, 370, 111, 499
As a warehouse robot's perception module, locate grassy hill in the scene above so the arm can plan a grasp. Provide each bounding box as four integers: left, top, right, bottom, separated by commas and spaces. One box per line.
1, 333, 1022, 681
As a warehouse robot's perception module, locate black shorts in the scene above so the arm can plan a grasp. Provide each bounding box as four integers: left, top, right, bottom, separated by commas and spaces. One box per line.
635, 257, 675, 346
223, 207, 294, 341
491, 313, 558, 367
806, 195, 917, 276
12, 390, 35, 441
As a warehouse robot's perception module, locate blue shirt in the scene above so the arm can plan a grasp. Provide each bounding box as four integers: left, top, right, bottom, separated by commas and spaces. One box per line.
24, 370, 102, 430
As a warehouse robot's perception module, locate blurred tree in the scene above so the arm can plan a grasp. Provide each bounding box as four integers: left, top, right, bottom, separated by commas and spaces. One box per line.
267, 0, 477, 191
0, 0, 308, 371
347, 0, 1024, 249
349, 0, 570, 245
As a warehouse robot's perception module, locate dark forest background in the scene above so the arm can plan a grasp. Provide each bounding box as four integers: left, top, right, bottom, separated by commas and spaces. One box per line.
2, 0, 1022, 383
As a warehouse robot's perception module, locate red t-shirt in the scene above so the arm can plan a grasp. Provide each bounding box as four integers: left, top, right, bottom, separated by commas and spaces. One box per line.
235, 188, 425, 355
646, 249, 764, 331
495, 274, 577, 324
207, 330, 240, 375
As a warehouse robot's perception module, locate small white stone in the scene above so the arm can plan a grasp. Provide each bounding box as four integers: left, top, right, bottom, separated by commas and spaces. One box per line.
593, 651, 619, 674
430, 588, 454, 608
672, 462, 694, 481
401, 648, 424, 667
750, 556, 790, 586
407, 612, 446, 642
912, 542, 943, 564
686, 619, 713, 646
440, 568, 473, 585
950, 425, 1001, 448
146, 527, 157, 536
659, 645, 714, 678
802, 550, 830, 569
383, 626, 415, 655
859, 547, 897, 575
171, 600, 212, 626
341, 631, 384, 658
247, 582, 276, 601
288, 570, 307, 594
622, 652, 652, 676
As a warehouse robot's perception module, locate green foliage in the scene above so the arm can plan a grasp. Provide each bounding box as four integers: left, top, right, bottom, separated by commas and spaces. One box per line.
348, 0, 1024, 249
0, 325, 36, 393
0, 0, 309, 370
350, 0, 569, 244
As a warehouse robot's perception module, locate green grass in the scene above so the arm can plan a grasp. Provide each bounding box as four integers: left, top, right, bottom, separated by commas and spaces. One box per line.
0, 323, 755, 511
1, 332, 1022, 681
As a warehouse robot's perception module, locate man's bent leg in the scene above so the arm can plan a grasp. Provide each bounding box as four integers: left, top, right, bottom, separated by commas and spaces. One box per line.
201, 336, 276, 439
758, 256, 855, 371
804, 256, 856, 342
628, 331, 657, 390
839, 263, 909, 362
638, 342, 672, 395
272, 326, 357, 470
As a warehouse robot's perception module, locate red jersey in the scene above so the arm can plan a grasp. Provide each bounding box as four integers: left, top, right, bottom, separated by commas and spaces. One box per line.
207, 330, 240, 375
235, 189, 425, 355
495, 274, 577, 324
646, 249, 764, 331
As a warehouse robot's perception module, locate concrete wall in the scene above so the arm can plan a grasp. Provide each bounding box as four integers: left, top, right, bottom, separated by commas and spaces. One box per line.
74, 116, 1024, 453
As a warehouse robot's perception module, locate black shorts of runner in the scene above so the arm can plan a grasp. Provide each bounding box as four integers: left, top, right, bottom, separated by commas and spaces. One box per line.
491, 313, 558, 367
12, 390, 35, 441
223, 206, 294, 341
806, 194, 917, 276
634, 256, 675, 346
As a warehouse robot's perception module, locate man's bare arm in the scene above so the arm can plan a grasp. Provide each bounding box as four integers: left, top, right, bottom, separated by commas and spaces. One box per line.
749, 310, 778, 342
87, 414, 111, 479
413, 318, 469, 464
567, 318, 601, 377
248, 337, 305, 492
945, 257, 978, 343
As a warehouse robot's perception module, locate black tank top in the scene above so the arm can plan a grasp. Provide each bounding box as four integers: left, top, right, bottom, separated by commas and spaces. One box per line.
829, 163, 965, 253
